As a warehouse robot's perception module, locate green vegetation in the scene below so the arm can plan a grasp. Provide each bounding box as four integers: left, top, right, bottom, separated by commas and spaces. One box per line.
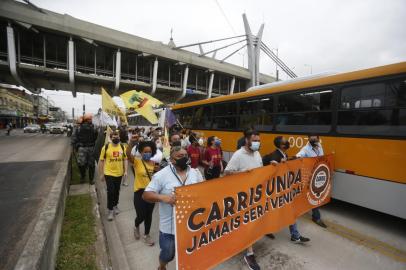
57, 159, 98, 270
70, 154, 82, 185
56, 194, 97, 270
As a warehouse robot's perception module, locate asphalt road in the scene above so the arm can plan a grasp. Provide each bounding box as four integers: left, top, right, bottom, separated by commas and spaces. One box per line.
0, 130, 70, 270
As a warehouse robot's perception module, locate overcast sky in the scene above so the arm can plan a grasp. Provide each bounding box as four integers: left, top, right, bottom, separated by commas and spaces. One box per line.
29, 0, 406, 117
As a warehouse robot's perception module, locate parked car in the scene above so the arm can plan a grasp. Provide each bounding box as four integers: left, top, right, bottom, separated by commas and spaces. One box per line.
23, 124, 40, 133
49, 125, 64, 134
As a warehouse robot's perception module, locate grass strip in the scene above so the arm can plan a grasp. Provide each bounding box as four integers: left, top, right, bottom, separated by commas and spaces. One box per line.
56, 194, 97, 270
70, 153, 82, 185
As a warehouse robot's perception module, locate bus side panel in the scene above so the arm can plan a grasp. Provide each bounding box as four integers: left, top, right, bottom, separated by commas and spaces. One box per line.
333, 172, 406, 219
333, 137, 406, 184
194, 130, 406, 184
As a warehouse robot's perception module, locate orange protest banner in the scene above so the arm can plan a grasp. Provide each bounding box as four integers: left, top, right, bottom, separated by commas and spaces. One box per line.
174, 155, 334, 270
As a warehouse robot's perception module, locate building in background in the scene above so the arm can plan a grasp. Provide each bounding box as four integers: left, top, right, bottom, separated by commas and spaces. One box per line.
0, 86, 35, 128
49, 106, 66, 122
32, 95, 49, 121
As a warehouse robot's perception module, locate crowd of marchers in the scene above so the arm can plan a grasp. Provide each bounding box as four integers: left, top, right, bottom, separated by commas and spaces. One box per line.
71, 114, 327, 270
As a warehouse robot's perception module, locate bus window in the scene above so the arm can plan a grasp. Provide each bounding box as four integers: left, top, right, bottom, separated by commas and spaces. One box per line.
176, 108, 194, 128
212, 102, 238, 130
239, 97, 273, 131
276, 89, 333, 133
338, 78, 406, 136
278, 89, 332, 112
193, 106, 212, 129
340, 82, 385, 109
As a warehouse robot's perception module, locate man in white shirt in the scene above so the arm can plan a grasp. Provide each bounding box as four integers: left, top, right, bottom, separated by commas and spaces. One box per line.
224, 130, 262, 270
143, 146, 203, 270
296, 134, 327, 228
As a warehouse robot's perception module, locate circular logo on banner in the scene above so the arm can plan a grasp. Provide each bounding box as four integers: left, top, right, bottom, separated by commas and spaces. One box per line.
307, 161, 331, 205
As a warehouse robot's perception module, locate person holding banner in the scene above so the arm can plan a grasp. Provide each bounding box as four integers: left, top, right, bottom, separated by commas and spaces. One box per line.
142, 146, 203, 270
132, 141, 158, 246
262, 136, 311, 243
224, 130, 262, 270
296, 134, 328, 228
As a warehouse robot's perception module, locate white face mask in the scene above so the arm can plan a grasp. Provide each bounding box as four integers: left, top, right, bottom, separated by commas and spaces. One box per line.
250, 141, 260, 151
198, 138, 204, 146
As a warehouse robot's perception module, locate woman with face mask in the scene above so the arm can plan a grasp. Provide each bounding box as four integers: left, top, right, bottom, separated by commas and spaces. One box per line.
132, 141, 157, 246
202, 136, 223, 180
150, 137, 164, 165
186, 132, 202, 169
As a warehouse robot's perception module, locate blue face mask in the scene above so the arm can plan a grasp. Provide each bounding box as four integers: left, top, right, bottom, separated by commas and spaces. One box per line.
142, 152, 152, 161
215, 139, 221, 146
250, 141, 260, 151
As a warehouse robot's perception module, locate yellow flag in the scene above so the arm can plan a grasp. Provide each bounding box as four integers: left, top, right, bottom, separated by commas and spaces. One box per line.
101, 87, 128, 125
120, 90, 163, 110
134, 104, 158, 124
163, 127, 170, 159
120, 90, 159, 124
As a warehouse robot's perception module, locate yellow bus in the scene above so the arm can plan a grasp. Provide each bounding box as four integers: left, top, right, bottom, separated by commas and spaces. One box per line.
172, 62, 406, 219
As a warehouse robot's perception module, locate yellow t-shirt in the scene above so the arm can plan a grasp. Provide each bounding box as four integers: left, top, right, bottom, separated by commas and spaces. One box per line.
133, 159, 155, 191
99, 143, 127, 177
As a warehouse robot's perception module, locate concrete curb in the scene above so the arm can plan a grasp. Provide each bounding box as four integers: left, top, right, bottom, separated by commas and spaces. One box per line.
89, 184, 112, 270
95, 175, 131, 270
14, 151, 71, 270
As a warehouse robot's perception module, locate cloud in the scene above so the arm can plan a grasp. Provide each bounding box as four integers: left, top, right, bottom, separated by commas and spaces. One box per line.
32, 0, 406, 113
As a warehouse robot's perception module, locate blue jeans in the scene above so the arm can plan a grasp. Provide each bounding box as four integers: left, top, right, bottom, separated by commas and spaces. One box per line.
289, 223, 301, 239
159, 231, 175, 263
312, 208, 321, 221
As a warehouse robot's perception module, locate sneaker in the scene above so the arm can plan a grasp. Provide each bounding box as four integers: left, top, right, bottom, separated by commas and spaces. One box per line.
312, 218, 328, 228
134, 226, 140, 240
266, 233, 275, 239
107, 210, 114, 221
113, 206, 120, 215
143, 235, 155, 246
244, 254, 260, 270
122, 181, 129, 186
291, 236, 310, 243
